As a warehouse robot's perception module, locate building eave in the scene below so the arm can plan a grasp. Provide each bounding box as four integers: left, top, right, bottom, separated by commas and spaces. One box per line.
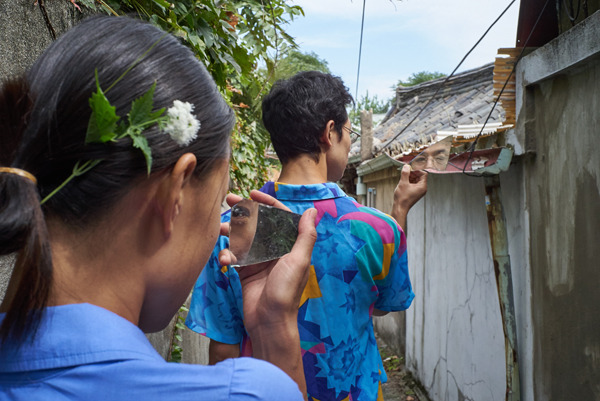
356, 154, 396, 176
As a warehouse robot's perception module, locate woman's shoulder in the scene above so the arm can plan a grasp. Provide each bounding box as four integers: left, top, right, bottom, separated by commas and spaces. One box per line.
227, 357, 304, 399
121, 357, 303, 401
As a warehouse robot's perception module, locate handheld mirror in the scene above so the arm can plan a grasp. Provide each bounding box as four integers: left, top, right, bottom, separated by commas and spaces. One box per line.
408, 135, 453, 171
228, 199, 302, 267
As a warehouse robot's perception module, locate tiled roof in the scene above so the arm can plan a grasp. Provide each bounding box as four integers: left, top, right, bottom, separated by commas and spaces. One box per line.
350, 63, 505, 158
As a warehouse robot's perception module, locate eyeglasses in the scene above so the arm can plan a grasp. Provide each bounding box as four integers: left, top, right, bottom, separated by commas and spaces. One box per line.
343, 126, 361, 142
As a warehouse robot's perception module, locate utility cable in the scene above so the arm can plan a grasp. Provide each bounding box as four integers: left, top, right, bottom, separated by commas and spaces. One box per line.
355, 0, 367, 100
460, 0, 552, 175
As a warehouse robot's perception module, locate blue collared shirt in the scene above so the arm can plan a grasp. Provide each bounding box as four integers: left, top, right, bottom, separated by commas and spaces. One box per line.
0, 303, 302, 401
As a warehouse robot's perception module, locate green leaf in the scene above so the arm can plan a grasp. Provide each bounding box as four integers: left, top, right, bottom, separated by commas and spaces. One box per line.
86, 73, 119, 144
222, 53, 241, 74
128, 82, 158, 126
150, 0, 170, 12
149, 107, 166, 120
132, 134, 152, 175
76, 0, 96, 10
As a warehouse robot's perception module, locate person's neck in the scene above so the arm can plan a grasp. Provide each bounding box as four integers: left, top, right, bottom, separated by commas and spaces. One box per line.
276, 154, 328, 185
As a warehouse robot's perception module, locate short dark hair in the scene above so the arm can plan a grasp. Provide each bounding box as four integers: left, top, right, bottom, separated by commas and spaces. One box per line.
0, 16, 234, 343
262, 71, 353, 164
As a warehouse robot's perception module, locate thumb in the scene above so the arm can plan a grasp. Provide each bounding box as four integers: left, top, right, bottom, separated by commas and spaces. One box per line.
289, 208, 317, 267
401, 163, 411, 177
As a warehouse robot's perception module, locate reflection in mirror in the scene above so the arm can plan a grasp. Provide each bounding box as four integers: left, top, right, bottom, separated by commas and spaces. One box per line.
408, 135, 453, 171
229, 199, 302, 267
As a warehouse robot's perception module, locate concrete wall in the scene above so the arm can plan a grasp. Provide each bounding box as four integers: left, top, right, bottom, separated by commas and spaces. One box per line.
0, 0, 92, 80
365, 167, 517, 401
367, 168, 408, 355
406, 172, 509, 401
517, 11, 600, 400
369, 161, 537, 401
0, 0, 93, 306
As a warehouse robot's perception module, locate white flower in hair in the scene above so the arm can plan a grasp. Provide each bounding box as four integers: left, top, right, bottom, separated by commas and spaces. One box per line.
163, 100, 201, 146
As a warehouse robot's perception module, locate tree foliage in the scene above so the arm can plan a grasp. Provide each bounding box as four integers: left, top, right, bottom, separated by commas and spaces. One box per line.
396, 71, 446, 87
76, 0, 304, 197
349, 91, 392, 128
270, 50, 330, 81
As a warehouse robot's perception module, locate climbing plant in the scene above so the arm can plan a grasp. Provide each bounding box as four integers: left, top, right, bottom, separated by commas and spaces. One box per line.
76, 0, 304, 196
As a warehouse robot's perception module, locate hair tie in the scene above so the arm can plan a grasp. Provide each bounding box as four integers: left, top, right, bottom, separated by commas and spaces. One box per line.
0, 167, 37, 184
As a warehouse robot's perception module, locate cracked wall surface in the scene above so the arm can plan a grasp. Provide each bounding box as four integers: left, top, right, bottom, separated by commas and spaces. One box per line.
0, 0, 92, 309
370, 162, 532, 401
403, 172, 509, 401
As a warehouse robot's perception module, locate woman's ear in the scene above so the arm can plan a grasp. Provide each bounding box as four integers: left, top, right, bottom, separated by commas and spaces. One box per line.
159, 153, 197, 237
319, 120, 336, 149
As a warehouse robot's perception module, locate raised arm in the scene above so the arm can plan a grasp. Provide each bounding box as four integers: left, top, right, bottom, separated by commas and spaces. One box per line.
391, 164, 428, 230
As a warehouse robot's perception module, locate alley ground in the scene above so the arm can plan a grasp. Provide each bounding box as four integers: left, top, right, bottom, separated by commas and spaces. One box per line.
378, 340, 430, 401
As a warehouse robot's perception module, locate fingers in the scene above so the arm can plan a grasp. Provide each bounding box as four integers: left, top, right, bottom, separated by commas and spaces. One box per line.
226, 193, 243, 208
249, 190, 291, 212
218, 248, 237, 266
226, 190, 292, 212
220, 222, 230, 237
409, 169, 428, 185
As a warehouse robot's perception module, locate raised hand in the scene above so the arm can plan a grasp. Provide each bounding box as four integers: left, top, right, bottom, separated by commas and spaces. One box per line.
216, 190, 316, 398
391, 164, 428, 230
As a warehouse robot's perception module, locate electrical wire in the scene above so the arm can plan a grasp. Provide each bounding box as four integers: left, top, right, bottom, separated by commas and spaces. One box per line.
459, 0, 553, 175
355, 0, 367, 100
381, 0, 516, 150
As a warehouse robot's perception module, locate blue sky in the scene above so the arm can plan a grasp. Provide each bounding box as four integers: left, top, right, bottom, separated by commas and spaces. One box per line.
285, 0, 519, 102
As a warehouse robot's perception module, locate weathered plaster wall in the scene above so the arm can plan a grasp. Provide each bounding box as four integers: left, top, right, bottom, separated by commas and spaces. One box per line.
404, 173, 507, 401
146, 294, 210, 364
498, 161, 535, 401
373, 11, 600, 401
0, 0, 93, 303
523, 57, 600, 401
0, 255, 16, 306
515, 11, 600, 400
367, 167, 529, 401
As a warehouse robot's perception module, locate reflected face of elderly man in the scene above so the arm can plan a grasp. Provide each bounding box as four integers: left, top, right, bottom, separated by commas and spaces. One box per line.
409, 136, 452, 171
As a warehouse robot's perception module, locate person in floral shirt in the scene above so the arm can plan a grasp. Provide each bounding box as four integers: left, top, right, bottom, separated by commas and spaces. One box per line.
187, 71, 427, 401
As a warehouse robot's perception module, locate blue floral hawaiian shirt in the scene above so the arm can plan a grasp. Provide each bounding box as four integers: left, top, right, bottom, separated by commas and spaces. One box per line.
187, 182, 414, 401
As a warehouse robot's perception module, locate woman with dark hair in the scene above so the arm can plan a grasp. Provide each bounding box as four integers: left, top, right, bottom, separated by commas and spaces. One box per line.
0, 16, 315, 400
